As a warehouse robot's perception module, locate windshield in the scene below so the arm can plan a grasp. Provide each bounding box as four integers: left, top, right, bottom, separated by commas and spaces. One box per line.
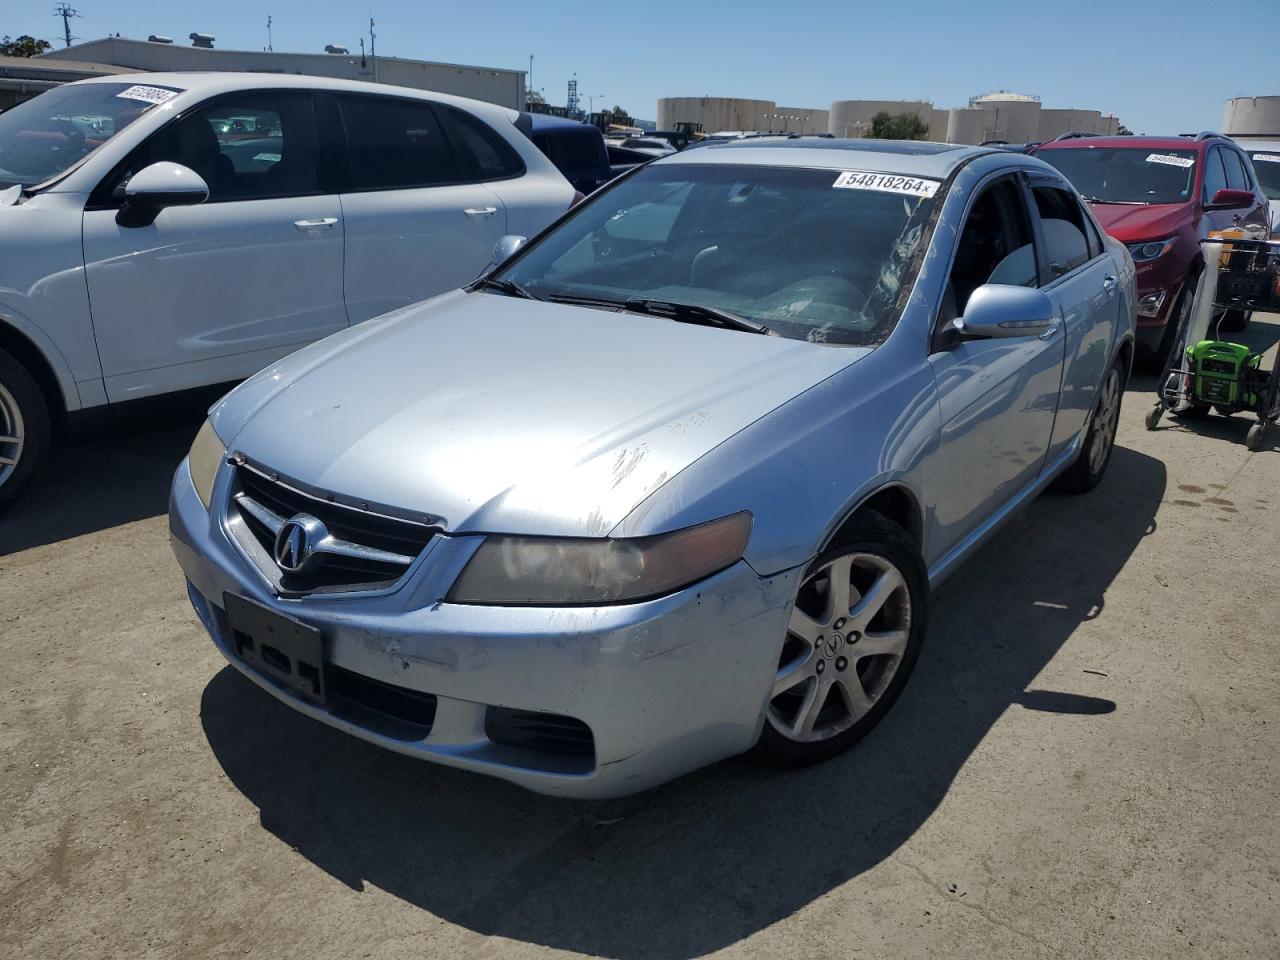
0, 82, 181, 189
1248, 151, 1280, 201
1038, 147, 1197, 204
495, 163, 938, 345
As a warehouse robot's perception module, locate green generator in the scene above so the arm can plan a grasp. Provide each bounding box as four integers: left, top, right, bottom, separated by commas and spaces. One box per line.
1185, 340, 1264, 410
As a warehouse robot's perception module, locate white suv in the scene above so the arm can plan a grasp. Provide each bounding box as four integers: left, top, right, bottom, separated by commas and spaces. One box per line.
0, 73, 575, 506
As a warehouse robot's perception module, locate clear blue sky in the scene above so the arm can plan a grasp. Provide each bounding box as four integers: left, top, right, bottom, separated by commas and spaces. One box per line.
8, 0, 1279, 133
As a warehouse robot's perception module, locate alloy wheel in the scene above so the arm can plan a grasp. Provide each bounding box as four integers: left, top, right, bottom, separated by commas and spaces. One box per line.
768, 552, 912, 743
0, 381, 25, 489
1088, 367, 1121, 474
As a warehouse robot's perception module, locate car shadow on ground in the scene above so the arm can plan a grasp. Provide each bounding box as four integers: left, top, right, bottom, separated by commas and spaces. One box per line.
0, 385, 227, 556
200, 444, 1165, 960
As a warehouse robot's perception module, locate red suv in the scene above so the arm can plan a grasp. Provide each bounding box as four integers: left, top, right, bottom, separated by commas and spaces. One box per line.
1034, 133, 1270, 357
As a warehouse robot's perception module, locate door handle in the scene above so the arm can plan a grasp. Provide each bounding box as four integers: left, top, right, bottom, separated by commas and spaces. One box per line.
1038, 320, 1063, 341
464, 207, 499, 219
1102, 274, 1118, 292
294, 217, 338, 230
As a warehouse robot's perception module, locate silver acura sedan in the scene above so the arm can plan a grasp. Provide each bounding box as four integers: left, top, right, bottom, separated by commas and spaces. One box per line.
170, 139, 1136, 798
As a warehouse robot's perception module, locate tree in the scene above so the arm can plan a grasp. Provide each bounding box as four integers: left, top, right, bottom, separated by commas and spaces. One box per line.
610, 104, 629, 119
0, 35, 52, 57
525, 88, 547, 107
1116, 123, 1134, 136
867, 111, 929, 141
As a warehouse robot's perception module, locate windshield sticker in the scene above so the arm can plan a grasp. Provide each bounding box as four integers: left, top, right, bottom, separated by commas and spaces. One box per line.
1251, 153, 1280, 164
1146, 153, 1194, 168
832, 171, 940, 198
115, 84, 180, 105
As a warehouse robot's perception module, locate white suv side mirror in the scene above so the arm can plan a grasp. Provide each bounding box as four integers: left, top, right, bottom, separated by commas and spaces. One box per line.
118, 162, 209, 227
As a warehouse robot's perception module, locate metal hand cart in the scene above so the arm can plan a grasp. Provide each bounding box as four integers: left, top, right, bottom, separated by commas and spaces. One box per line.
1145, 237, 1280, 451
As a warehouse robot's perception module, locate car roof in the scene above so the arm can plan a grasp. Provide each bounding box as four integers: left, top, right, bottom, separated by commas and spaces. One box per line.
528, 113, 599, 133
73, 71, 518, 118
1036, 135, 1212, 152
655, 137, 989, 176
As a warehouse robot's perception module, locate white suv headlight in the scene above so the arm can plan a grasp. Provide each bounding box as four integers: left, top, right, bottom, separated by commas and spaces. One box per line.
447, 512, 752, 605
187, 418, 226, 511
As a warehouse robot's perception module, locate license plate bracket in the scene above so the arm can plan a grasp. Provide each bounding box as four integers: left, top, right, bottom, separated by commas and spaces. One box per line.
224, 592, 327, 705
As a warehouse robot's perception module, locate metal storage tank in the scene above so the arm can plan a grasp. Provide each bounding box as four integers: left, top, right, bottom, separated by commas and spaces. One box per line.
656, 97, 775, 134
775, 105, 829, 135
1097, 114, 1120, 136
1222, 96, 1280, 138
968, 91, 1041, 144
945, 107, 996, 145
1037, 108, 1103, 140
827, 99, 933, 138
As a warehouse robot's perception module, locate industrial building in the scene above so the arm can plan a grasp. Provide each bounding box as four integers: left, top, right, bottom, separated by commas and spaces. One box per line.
656, 97, 827, 134
659, 91, 1122, 145
0, 53, 132, 110
36, 35, 525, 109
1222, 96, 1280, 140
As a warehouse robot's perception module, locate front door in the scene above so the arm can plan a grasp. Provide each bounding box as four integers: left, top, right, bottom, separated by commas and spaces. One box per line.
82, 90, 348, 401
334, 93, 508, 324
926, 175, 1065, 551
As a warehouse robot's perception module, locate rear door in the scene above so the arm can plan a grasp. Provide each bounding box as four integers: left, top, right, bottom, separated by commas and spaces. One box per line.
1027, 177, 1119, 461
82, 89, 347, 401
335, 93, 509, 324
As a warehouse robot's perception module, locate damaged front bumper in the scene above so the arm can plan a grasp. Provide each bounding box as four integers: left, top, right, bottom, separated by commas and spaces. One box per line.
169, 458, 800, 798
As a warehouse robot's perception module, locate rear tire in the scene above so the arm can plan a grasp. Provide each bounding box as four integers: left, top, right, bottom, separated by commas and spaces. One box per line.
0, 347, 51, 511
1054, 358, 1124, 494
752, 512, 927, 768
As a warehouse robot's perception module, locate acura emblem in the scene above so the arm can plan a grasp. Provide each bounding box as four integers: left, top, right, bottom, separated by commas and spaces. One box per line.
274, 514, 328, 573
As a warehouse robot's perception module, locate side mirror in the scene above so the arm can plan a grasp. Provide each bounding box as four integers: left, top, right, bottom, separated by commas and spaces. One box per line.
117, 161, 209, 227
951, 284, 1057, 341
1207, 188, 1255, 211
491, 234, 528, 267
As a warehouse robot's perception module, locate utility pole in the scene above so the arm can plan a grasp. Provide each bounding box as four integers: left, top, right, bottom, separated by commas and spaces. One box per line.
369, 17, 377, 83
52, 3, 79, 49
265, 14, 273, 52
528, 54, 533, 104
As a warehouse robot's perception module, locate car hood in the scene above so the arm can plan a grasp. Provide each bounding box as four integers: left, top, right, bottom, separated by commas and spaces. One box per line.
212, 290, 867, 537
1088, 202, 1191, 243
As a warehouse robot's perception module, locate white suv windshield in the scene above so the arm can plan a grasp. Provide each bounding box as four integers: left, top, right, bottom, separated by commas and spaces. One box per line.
497, 163, 939, 345
0, 82, 181, 188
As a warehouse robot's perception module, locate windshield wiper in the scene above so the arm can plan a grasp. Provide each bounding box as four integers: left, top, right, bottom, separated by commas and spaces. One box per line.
476, 277, 540, 300
1080, 196, 1148, 205
547, 293, 773, 335
624, 298, 773, 335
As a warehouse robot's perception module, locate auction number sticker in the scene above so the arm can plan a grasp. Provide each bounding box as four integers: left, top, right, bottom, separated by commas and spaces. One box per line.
1146, 153, 1194, 168
116, 84, 180, 105
1251, 153, 1280, 164
832, 171, 940, 198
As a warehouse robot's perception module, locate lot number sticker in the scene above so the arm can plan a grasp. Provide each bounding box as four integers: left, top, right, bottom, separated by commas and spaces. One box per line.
116, 84, 180, 105
1251, 154, 1280, 164
1146, 153, 1194, 168
833, 171, 940, 198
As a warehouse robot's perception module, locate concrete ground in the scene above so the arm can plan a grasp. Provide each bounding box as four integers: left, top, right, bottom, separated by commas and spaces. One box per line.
2, 317, 1278, 960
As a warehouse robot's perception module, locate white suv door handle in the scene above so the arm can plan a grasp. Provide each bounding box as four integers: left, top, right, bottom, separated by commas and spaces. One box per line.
294, 217, 338, 230
1103, 274, 1118, 292
464, 207, 499, 219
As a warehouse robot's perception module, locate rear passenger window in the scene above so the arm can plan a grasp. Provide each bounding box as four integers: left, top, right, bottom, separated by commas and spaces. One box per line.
1032, 185, 1091, 278
1202, 147, 1228, 204
437, 106, 524, 182
338, 95, 456, 190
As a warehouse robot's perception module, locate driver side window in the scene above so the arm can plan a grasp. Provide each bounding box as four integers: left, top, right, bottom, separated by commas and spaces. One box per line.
940, 178, 1036, 324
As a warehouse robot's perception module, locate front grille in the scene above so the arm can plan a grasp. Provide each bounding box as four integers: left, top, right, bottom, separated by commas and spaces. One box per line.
229, 462, 438, 595
486, 706, 596, 769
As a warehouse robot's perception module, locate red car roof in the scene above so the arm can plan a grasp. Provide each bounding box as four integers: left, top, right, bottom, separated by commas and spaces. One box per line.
1036, 136, 1207, 152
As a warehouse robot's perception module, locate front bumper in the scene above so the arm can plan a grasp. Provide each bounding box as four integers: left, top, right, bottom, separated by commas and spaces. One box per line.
169, 459, 800, 798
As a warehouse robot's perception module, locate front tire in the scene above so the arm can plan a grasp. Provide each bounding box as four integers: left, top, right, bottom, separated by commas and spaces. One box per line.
753, 513, 927, 767
0, 347, 51, 511
1053, 358, 1124, 494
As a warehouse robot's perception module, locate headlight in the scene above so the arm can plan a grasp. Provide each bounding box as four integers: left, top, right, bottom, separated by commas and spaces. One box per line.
187, 418, 226, 511
1127, 237, 1177, 263
447, 512, 752, 605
